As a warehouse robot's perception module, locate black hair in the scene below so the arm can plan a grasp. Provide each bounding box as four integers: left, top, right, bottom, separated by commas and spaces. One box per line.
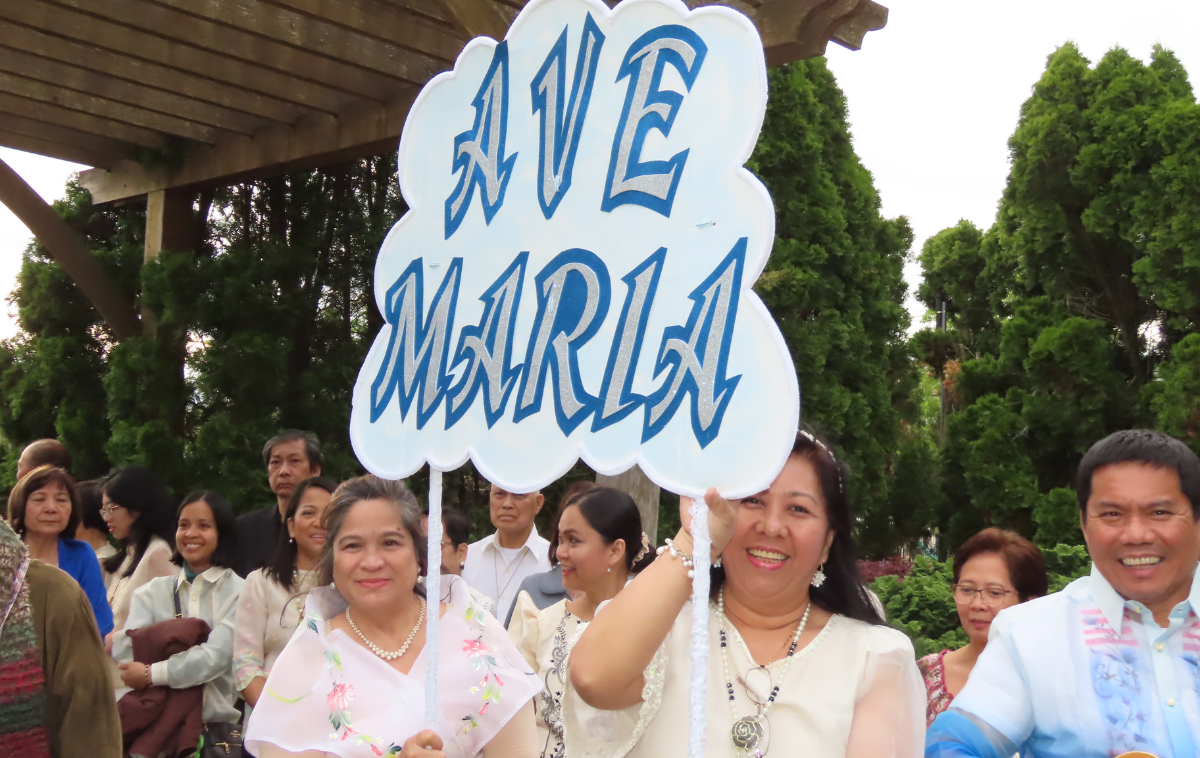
566, 487, 654, 573
442, 506, 472, 548
77, 478, 108, 533
103, 466, 176, 577
262, 430, 322, 470
263, 476, 338, 590
547, 481, 599, 565
1076, 429, 1200, 518
171, 491, 239, 569
710, 426, 886, 626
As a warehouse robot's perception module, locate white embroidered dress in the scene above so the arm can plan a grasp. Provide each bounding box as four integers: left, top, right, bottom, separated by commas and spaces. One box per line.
565, 601, 925, 758
233, 568, 316, 692
245, 575, 541, 758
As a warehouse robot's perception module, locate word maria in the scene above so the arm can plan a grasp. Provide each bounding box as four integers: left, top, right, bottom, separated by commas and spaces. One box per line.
369, 239, 746, 448
445, 16, 707, 239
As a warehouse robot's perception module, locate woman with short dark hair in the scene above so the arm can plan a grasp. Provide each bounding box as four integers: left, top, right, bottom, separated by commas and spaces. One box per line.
8, 465, 113, 636
917, 528, 1047, 726
114, 491, 245, 742
245, 474, 541, 758
570, 428, 924, 758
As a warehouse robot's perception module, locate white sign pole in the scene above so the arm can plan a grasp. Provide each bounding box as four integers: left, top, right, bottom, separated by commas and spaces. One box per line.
424, 468, 444, 729
689, 497, 712, 758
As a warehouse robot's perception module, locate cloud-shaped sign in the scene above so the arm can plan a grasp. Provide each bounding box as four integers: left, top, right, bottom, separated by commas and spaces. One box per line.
350, 0, 799, 498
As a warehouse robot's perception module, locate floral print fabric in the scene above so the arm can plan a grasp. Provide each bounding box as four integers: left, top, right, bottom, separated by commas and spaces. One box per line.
243, 575, 540, 758
917, 649, 953, 727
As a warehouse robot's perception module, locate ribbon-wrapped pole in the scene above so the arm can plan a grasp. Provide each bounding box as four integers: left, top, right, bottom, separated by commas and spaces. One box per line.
424, 468, 443, 729
689, 496, 712, 758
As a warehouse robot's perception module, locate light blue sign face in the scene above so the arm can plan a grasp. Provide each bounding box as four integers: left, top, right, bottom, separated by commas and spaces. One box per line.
351, 0, 799, 498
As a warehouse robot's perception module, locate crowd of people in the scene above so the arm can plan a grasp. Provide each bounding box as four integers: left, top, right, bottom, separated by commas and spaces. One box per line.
2, 426, 1199, 758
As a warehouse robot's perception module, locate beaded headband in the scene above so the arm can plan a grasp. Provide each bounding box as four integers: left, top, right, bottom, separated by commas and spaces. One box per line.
799, 429, 845, 494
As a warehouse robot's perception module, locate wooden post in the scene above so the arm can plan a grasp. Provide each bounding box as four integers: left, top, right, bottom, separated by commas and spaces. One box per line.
142, 188, 193, 336
596, 465, 661, 545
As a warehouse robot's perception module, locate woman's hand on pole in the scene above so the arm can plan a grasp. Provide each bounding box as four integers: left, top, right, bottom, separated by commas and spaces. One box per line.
399, 730, 445, 758
678, 487, 740, 559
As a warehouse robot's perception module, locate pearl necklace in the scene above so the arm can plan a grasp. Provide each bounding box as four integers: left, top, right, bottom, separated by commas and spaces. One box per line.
346, 597, 426, 661
718, 590, 810, 758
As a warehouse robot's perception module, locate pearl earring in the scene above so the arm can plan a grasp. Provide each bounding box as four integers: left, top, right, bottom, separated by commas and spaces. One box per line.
606, 567, 612, 573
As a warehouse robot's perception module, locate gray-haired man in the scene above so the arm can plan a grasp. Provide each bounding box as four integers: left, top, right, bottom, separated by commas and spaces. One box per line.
233, 430, 322, 577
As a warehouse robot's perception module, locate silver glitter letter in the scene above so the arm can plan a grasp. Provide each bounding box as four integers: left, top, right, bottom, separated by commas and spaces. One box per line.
643, 239, 746, 448
602, 26, 708, 217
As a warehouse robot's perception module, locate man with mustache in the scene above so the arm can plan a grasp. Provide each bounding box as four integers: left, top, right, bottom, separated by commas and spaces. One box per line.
927, 430, 1200, 758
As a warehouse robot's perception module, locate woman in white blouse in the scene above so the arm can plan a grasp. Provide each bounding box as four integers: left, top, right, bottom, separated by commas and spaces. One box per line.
234, 476, 336, 709
115, 491, 246, 731
101, 467, 177, 657
509, 486, 653, 758
570, 428, 925, 758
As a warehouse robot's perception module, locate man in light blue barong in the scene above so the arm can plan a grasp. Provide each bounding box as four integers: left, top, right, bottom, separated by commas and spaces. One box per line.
927, 429, 1200, 758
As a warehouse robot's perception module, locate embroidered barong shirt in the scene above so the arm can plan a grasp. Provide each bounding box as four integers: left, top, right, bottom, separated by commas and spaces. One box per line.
927, 563, 1200, 758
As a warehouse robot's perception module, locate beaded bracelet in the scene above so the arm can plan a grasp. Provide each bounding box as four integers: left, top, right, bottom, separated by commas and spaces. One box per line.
656, 537, 696, 578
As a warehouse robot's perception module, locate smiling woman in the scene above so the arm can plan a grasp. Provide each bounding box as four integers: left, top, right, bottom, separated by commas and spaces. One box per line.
113, 490, 246, 753
7, 465, 113, 637
244, 475, 541, 758
234, 476, 338, 711
569, 428, 925, 758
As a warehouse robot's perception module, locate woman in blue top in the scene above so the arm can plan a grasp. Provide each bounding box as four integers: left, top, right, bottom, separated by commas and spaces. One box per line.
7, 464, 114, 636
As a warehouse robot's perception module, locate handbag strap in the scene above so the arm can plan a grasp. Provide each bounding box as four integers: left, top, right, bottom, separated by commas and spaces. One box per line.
0, 556, 31, 638
173, 577, 183, 619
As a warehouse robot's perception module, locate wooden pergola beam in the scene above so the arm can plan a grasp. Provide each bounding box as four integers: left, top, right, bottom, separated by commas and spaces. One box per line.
0, 24, 305, 125
0, 157, 141, 339
80, 93, 417, 203
0, 2, 353, 114
0, 112, 137, 165
0, 91, 168, 149
757, 0, 888, 66
441, 0, 512, 41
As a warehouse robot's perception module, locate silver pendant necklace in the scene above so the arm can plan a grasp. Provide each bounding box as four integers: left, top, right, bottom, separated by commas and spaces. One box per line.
718, 590, 810, 758
346, 597, 426, 661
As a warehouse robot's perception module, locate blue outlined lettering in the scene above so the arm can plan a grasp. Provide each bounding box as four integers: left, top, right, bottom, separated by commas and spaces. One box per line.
445, 253, 528, 429
602, 25, 707, 218
445, 42, 517, 239
532, 14, 605, 219
370, 258, 463, 428
592, 247, 665, 432
642, 238, 744, 447
514, 249, 612, 434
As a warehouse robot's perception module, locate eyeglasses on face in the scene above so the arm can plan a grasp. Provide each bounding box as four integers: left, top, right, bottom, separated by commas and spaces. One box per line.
100, 504, 125, 517
951, 583, 1016, 606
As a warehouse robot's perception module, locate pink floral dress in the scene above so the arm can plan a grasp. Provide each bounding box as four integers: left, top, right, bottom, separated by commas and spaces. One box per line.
244, 575, 540, 758
917, 649, 953, 726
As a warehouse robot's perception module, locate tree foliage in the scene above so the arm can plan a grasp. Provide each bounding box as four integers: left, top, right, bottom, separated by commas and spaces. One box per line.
916, 43, 1200, 552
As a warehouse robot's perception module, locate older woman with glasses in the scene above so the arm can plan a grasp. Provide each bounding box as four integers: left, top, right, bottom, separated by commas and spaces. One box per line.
918, 528, 1048, 725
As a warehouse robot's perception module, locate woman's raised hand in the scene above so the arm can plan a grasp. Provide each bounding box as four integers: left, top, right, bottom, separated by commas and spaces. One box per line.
399, 730, 445, 758
678, 488, 740, 560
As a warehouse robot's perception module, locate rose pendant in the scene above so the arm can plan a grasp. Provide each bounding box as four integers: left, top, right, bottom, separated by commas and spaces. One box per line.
731, 715, 764, 751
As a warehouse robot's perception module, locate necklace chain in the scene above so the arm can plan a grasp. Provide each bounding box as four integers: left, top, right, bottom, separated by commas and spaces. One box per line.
346, 597, 426, 661
718, 590, 810, 757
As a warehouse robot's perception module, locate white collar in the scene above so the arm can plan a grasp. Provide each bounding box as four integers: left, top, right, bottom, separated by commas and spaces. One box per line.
1088, 560, 1200, 632
178, 565, 231, 588
482, 527, 545, 555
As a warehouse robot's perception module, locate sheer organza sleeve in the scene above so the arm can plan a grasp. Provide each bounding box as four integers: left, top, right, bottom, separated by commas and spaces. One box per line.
561, 602, 672, 758
233, 570, 269, 690
844, 627, 925, 758
506, 591, 540, 670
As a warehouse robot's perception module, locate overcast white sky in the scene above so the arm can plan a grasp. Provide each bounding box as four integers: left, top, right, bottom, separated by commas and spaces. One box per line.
2, 0, 1199, 339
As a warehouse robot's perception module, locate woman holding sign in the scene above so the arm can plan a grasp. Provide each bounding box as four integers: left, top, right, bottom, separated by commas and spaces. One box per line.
244, 475, 540, 758
569, 429, 925, 758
